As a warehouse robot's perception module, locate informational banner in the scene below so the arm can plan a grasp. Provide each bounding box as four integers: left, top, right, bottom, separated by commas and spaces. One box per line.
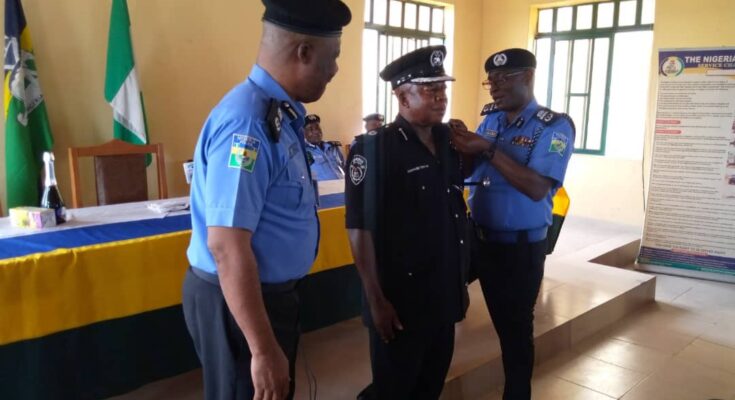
638, 47, 735, 283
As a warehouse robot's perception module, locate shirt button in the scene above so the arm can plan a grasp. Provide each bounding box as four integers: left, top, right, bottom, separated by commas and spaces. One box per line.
460, 239, 464, 244
446, 188, 450, 194
455, 214, 459, 219
407, 272, 413, 277
421, 186, 426, 190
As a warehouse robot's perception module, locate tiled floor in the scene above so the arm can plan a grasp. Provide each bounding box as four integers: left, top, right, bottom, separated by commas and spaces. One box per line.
480, 274, 735, 400
110, 217, 735, 400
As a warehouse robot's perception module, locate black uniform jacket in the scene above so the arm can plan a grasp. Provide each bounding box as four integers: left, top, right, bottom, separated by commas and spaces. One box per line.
345, 115, 470, 330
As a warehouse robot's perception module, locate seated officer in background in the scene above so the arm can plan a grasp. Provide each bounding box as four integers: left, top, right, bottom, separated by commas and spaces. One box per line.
304, 114, 346, 180
346, 45, 470, 400
362, 112, 385, 132
449, 48, 575, 400
182, 0, 351, 399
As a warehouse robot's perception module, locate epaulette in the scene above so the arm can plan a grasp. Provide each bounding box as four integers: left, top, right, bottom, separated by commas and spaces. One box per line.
265, 100, 299, 143
353, 124, 389, 145
327, 140, 342, 146
266, 99, 282, 142
534, 107, 576, 133
534, 107, 563, 125
481, 102, 500, 116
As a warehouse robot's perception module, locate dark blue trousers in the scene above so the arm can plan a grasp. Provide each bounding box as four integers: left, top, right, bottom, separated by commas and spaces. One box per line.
478, 237, 546, 400
182, 267, 300, 400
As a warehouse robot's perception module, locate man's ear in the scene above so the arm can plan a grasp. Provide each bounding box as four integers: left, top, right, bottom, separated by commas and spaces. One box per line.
296, 41, 314, 64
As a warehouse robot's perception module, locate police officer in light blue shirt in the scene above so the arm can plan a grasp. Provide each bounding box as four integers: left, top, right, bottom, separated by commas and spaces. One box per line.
303, 114, 346, 180
450, 48, 575, 400
182, 1, 351, 399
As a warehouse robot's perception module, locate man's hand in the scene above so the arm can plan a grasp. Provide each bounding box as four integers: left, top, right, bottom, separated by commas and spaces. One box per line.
369, 297, 403, 342
251, 347, 290, 400
449, 119, 491, 155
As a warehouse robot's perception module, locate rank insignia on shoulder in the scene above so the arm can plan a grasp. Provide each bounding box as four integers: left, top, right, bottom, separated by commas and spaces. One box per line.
266, 99, 282, 142
280, 101, 298, 120
481, 102, 499, 116
327, 140, 342, 146
534, 107, 560, 125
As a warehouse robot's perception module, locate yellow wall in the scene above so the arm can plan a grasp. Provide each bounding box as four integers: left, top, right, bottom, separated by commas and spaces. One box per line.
6, 0, 731, 224
0, 0, 483, 211
480, 0, 735, 226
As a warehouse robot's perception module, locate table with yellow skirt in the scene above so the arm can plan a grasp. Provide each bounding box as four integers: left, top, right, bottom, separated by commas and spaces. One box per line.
0, 191, 359, 399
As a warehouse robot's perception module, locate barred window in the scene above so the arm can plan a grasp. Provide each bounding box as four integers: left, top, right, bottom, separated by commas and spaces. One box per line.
362, 0, 449, 122
534, 0, 654, 156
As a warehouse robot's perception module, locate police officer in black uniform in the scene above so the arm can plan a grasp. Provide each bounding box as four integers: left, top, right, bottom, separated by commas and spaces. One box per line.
345, 45, 470, 400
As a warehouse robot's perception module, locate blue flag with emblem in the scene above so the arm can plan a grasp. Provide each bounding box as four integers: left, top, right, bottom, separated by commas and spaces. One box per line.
4, 0, 54, 209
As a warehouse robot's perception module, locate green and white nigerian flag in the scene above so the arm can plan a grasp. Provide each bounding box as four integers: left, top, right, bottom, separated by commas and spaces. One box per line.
104, 0, 149, 159
4, 0, 55, 208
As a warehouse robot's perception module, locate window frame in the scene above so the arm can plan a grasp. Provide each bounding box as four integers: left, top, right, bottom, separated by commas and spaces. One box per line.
363, 0, 448, 121
535, 0, 653, 155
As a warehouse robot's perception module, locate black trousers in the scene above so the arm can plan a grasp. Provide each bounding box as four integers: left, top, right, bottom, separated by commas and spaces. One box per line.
477, 238, 546, 400
182, 267, 300, 400
368, 323, 455, 400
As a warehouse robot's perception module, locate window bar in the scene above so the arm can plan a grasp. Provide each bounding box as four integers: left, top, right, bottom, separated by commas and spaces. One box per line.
369, 0, 374, 24
564, 40, 574, 116
613, 0, 620, 28
572, 5, 578, 31
591, 2, 598, 29
546, 39, 557, 108
375, 33, 382, 115
635, 0, 643, 26
386, 0, 391, 28
583, 38, 597, 149
401, 1, 406, 29
429, 6, 433, 33
598, 33, 615, 155
414, 2, 419, 31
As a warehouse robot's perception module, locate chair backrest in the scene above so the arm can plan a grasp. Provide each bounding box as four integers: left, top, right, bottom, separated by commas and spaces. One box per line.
68, 139, 168, 208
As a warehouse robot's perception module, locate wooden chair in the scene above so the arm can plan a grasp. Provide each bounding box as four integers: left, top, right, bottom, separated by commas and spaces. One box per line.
68, 139, 168, 208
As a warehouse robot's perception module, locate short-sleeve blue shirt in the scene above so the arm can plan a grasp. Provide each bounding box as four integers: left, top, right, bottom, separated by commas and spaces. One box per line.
305, 141, 345, 180
469, 99, 575, 233
187, 65, 319, 283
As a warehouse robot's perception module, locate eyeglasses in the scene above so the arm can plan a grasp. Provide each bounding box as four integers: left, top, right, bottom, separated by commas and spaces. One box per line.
481, 70, 527, 89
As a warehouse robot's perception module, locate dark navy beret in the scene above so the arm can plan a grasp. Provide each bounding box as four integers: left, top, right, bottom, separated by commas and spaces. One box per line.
362, 113, 385, 122
304, 114, 321, 126
484, 48, 537, 72
262, 0, 352, 37
379, 45, 455, 89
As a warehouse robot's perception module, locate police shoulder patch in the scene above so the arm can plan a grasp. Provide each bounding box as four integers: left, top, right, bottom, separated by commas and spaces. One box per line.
349, 155, 368, 185
481, 102, 499, 116
228, 134, 261, 172
549, 131, 569, 156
